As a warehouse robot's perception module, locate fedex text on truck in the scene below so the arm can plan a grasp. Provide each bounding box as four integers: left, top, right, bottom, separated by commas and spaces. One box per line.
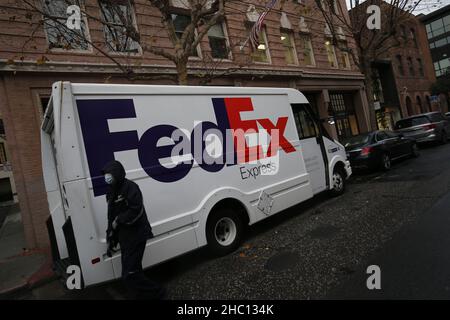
76, 97, 296, 196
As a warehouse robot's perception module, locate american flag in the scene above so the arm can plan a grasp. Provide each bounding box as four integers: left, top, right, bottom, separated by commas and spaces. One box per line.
250, 0, 278, 49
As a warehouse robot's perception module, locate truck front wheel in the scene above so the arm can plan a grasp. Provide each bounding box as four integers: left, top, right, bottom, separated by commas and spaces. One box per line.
330, 168, 346, 197
206, 207, 245, 256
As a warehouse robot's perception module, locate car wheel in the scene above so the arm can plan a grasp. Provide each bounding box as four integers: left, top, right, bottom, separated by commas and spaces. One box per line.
442, 131, 448, 144
411, 143, 420, 158
381, 153, 391, 171
330, 168, 345, 197
206, 207, 244, 256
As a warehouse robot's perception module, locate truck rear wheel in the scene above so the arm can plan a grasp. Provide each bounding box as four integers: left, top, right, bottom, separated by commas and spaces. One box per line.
206, 207, 244, 256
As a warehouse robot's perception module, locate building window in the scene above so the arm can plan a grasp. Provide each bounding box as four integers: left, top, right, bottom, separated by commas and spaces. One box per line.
396, 55, 404, 76
172, 14, 200, 57
0, 143, 7, 165
410, 28, 418, 47
332, 0, 340, 14
417, 58, 424, 76
407, 57, 415, 76
329, 93, 360, 140
325, 41, 338, 68
400, 25, 407, 40
281, 31, 298, 65
99, 0, 140, 53
249, 27, 271, 63
434, 58, 450, 77
42, 0, 90, 50
340, 51, 351, 70
207, 23, 230, 59
426, 15, 450, 39
300, 35, 315, 66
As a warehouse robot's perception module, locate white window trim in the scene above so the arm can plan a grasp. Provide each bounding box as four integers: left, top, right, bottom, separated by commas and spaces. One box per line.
251, 28, 272, 65
326, 42, 338, 69
210, 21, 233, 62
102, 1, 143, 56
302, 35, 316, 67
281, 31, 299, 66
188, 28, 203, 60
43, 1, 93, 54
341, 51, 351, 70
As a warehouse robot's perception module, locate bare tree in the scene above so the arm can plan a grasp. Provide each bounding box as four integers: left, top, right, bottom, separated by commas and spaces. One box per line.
315, 0, 422, 129
15, 0, 251, 85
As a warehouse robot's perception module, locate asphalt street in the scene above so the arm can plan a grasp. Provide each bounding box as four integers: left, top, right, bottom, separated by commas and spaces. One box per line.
10, 142, 450, 300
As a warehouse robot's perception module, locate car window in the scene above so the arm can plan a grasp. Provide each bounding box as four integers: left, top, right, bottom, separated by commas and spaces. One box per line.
344, 134, 370, 148
385, 131, 398, 138
430, 113, 444, 122
376, 131, 389, 141
395, 116, 430, 129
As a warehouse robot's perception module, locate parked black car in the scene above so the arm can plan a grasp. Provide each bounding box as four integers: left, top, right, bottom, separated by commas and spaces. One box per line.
394, 112, 450, 144
344, 130, 419, 171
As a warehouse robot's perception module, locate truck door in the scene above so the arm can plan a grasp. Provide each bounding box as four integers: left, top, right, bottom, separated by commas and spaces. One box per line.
291, 104, 327, 194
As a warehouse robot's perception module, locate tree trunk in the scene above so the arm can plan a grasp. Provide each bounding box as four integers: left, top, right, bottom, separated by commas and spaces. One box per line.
176, 61, 188, 85
360, 59, 378, 131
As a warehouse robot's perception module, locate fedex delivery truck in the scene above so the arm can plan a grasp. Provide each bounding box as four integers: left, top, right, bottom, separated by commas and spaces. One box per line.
41, 82, 351, 287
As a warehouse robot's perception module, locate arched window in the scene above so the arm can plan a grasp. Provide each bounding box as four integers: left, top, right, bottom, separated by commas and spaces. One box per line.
406, 96, 413, 116
416, 96, 424, 114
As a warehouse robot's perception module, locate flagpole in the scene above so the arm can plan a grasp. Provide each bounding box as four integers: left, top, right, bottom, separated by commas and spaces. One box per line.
239, 36, 251, 51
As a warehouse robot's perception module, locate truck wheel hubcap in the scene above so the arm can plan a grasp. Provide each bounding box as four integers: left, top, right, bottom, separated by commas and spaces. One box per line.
333, 173, 343, 191
215, 217, 236, 246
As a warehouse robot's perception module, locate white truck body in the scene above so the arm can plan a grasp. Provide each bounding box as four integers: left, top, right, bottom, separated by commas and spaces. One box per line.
41, 82, 351, 287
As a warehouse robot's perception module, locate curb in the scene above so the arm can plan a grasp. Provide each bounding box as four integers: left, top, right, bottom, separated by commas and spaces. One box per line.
0, 252, 57, 300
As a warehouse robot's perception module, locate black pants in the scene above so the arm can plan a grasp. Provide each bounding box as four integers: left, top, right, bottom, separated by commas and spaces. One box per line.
121, 240, 164, 300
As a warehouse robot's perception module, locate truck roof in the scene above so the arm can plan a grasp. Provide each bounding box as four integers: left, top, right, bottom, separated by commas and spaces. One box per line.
56, 82, 308, 104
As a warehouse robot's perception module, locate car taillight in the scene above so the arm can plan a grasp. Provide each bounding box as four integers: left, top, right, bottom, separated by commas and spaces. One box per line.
424, 123, 437, 130
360, 146, 373, 156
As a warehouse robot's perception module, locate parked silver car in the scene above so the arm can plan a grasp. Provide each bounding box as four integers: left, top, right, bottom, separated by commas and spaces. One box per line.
394, 112, 450, 144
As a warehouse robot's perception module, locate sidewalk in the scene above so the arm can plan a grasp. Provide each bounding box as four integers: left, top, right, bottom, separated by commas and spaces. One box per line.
0, 204, 56, 299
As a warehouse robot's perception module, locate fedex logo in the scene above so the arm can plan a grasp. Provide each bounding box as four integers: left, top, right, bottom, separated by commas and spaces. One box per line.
76, 97, 296, 196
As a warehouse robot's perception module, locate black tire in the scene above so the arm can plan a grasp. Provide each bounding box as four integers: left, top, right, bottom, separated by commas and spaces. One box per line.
441, 131, 448, 144
380, 153, 391, 171
330, 167, 345, 197
411, 143, 420, 158
206, 207, 245, 256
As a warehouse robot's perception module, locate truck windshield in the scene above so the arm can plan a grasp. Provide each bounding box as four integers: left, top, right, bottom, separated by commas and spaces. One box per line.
395, 116, 429, 129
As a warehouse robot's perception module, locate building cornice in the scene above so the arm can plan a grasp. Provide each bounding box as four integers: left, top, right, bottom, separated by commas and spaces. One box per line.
0, 60, 365, 82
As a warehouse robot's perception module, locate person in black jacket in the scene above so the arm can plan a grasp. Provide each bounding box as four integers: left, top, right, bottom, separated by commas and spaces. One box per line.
102, 160, 165, 300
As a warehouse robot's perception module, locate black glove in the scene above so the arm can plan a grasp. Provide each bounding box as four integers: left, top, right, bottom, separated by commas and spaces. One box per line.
106, 224, 119, 257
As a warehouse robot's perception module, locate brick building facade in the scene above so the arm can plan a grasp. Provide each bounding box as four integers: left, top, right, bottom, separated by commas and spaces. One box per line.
0, 0, 371, 249
351, 2, 440, 130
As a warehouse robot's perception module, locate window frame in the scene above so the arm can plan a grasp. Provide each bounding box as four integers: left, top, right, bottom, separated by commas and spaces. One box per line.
417, 58, 424, 77
300, 34, 316, 67
396, 55, 405, 76
42, 0, 93, 53
171, 13, 203, 59
280, 30, 299, 65
248, 26, 272, 64
99, 0, 142, 55
207, 21, 232, 61
406, 56, 415, 76
325, 41, 338, 69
